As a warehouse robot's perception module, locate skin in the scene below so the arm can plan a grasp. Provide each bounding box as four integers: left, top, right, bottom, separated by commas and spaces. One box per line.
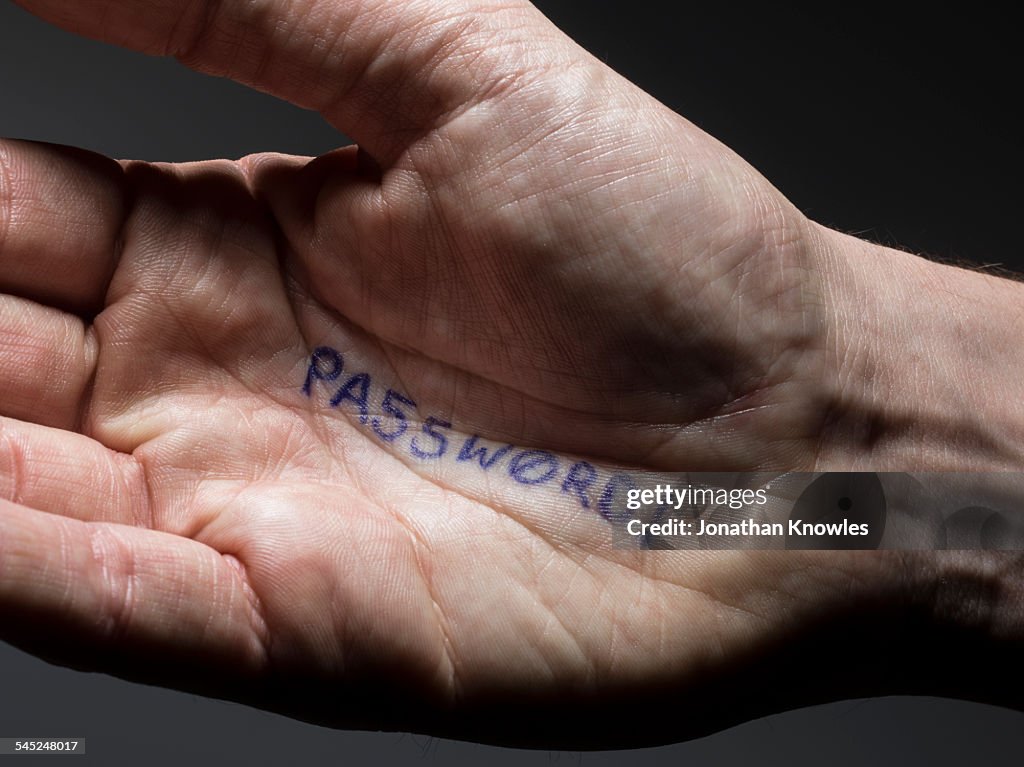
2, 0, 1023, 748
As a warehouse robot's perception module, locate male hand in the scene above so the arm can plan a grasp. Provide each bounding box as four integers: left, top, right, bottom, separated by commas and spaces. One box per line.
3, 0, 1021, 747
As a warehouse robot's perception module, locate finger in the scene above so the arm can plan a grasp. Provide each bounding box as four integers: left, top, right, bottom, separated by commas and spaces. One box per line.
0, 292, 93, 430
13, 0, 578, 164
0, 416, 147, 526
0, 139, 125, 314
0, 499, 268, 681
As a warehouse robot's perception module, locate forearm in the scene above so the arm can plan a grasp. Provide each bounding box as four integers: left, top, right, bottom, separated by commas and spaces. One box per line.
799, 224, 1024, 704
814, 224, 1024, 472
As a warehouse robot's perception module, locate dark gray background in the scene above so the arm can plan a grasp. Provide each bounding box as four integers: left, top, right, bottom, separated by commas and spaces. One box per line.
2, 1, 1022, 764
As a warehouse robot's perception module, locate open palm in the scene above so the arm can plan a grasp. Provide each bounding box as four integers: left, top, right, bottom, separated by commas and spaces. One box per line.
1, 0, 913, 746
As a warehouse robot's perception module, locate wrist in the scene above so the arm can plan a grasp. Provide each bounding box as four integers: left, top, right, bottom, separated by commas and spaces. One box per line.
811, 223, 1024, 471
798, 225, 1024, 703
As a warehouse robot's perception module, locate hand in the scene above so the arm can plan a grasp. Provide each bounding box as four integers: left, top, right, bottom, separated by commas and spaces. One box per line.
2, 0, 1022, 747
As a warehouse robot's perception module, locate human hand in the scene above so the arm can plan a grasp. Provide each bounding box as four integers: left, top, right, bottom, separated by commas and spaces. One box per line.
3, 0, 1022, 747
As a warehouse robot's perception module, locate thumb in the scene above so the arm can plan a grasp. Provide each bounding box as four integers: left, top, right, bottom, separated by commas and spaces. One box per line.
13, 0, 580, 164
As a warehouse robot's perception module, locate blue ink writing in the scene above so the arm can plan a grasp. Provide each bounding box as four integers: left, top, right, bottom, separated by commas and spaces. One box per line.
457, 435, 513, 470
508, 450, 559, 486
301, 347, 639, 521
411, 416, 451, 460
303, 347, 343, 396
599, 473, 639, 522
331, 372, 371, 424
373, 389, 417, 442
561, 461, 597, 509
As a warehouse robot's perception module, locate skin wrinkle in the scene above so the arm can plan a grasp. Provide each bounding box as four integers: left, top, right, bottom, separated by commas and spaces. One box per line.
0, 421, 26, 508
293, 271, 666, 461
377, 423, 597, 567
0, 299, 80, 430
131, 443, 175, 535
302, 507, 428, 685
222, 552, 273, 665
376, 493, 462, 705
518, 546, 600, 683
65, 156, 126, 317
236, 158, 327, 359
385, 6, 559, 154
616, 554, 765, 628
0, 415, 146, 527
0, 144, 11, 258
251, 3, 306, 92
371, 315, 446, 426
397, 459, 782, 696
198, 552, 219, 647
87, 524, 138, 644
75, 320, 102, 435
293, 351, 631, 543
448, 147, 720, 409
112, 449, 154, 530
253, 269, 378, 463
315, 262, 738, 463
164, 0, 208, 59
531, 553, 600, 687
318, 0, 394, 135
310, 2, 499, 160
171, 0, 228, 62
310, 307, 783, 475
585, 553, 757, 681
55, 519, 75, 623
